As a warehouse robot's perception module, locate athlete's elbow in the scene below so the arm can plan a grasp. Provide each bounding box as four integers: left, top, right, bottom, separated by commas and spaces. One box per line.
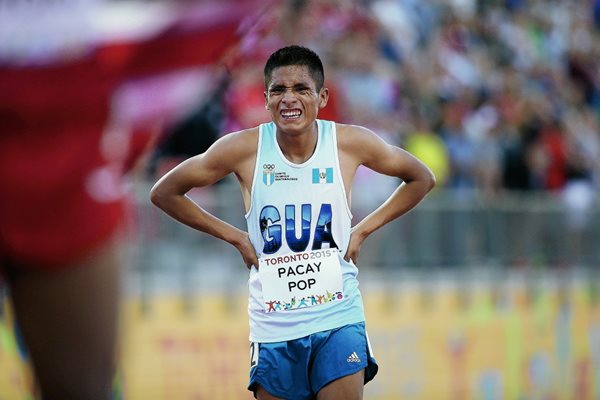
425, 169, 436, 192
149, 183, 168, 209
411, 167, 436, 195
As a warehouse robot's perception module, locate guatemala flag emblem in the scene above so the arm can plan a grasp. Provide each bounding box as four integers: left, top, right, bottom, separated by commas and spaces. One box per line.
263, 172, 274, 186
263, 163, 275, 186
312, 167, 333, 184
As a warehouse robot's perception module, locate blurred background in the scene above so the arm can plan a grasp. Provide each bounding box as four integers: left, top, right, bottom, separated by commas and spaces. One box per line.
1, 0, 600, 399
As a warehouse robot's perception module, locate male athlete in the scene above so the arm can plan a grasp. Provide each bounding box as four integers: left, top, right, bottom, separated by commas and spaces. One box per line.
151, 45, 435, 399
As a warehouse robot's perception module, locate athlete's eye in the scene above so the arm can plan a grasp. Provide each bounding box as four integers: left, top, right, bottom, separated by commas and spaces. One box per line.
295, 87, 311, 95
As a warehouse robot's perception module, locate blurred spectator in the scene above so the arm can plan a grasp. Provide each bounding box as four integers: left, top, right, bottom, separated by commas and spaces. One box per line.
439, 91, 478, 189
404, 114, 450, 188
562, 106, 599, 262
225, 60, 271, 132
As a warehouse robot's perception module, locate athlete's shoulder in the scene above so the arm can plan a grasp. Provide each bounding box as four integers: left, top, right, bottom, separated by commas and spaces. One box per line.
200, 127, 259, 173
220, 126, 259, 143
334, 123, 376, 148
213, 126, 259, 153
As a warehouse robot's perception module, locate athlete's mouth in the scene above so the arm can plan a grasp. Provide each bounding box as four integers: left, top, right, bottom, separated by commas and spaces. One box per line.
280, 109, 302, 119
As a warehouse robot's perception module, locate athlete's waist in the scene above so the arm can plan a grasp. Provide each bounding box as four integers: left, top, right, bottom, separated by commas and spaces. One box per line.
248, 293, 365, 343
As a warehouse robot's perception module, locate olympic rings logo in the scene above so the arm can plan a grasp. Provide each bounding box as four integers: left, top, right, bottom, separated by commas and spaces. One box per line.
263, 164, 275, 171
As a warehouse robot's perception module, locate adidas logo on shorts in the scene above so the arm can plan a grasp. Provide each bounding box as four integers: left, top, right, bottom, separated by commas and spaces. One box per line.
347, 352, 361, 363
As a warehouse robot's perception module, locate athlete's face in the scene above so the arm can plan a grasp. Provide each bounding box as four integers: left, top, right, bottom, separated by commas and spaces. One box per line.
264, 65, 328, 135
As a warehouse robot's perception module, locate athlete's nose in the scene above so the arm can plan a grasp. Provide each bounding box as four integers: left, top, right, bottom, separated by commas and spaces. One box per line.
281, 89, 298, 105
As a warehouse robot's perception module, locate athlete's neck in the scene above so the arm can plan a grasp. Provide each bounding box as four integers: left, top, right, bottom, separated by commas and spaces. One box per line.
275, 123, 318, 164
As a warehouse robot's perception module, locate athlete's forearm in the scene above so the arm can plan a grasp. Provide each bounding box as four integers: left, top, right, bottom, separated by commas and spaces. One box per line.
151, 192, 247, 247
352, 177, 434, 239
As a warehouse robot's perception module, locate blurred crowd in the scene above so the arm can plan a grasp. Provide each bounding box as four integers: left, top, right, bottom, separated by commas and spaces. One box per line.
156, 0, 600, 208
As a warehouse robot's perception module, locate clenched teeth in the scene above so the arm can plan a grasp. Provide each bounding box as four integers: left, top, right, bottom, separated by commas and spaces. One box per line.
281, 109, 301, 119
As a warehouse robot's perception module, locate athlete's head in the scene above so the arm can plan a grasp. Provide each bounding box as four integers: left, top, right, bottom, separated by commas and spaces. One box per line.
263, 45, 329, 131
264, 45, 324, 91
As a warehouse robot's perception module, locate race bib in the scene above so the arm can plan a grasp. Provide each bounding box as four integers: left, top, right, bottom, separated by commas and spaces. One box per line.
258, 248, 344, 312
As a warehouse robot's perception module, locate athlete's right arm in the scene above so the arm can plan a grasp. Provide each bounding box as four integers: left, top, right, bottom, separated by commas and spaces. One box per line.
150, 129, 259, 269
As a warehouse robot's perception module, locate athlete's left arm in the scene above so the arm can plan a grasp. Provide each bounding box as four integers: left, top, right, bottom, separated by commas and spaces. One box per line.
338, 125, 436, 263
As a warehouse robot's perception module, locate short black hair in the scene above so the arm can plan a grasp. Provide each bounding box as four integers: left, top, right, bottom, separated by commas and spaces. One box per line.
264, 45, 325, 91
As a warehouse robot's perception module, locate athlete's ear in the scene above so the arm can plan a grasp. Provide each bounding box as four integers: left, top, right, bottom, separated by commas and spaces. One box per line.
264, 91, 269, 110
318, 87, 329, 109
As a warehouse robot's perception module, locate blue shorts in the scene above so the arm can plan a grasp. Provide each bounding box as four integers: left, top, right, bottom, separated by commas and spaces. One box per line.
248, 322, 378, 399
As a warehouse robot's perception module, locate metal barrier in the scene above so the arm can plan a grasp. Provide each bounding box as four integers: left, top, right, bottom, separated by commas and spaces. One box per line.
129, 177, 600, 287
